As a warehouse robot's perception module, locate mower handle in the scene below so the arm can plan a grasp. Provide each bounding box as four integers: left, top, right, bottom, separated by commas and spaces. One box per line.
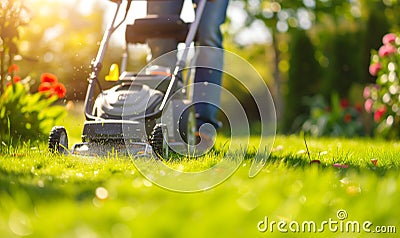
86, 0, 207, 122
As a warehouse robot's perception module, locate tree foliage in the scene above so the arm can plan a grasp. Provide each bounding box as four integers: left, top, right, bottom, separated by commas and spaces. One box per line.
0, 0, 28, 94
231, 0, 400, 133
11, 0, 107, 100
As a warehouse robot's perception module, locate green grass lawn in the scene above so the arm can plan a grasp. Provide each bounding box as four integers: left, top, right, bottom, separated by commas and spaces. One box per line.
1, 126, 400, 237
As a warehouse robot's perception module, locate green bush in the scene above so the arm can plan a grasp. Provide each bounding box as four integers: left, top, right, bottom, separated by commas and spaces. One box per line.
1, 1, 67, 146
301, 93, 364, 137
0, 69, 67, 145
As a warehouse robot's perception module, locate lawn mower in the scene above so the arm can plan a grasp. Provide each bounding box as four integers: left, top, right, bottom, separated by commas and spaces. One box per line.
48, 0, 209, 159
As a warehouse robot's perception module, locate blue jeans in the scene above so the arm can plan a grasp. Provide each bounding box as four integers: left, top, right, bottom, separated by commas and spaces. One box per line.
193, 0, 229, 130
147, 0, 229, 130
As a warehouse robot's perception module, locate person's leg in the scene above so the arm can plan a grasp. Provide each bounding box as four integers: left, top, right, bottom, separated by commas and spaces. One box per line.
193, 0, 229, 131
147, 0, 184, 66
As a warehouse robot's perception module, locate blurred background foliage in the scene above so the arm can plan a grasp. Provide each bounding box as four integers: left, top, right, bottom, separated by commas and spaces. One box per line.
11, 0, 105, 100
2, 0, 400, 138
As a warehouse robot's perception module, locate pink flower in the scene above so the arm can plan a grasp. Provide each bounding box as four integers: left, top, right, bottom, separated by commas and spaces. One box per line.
369, 62, 381, 76
333, 163, 348, 169
378, 44, 396, 57
364, 99, 373, 113
363, 86, 370, 99
382, 33, 397, 45
374, 106, 386, 122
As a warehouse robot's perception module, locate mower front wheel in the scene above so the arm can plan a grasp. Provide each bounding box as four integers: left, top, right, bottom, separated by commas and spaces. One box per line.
48, 126, 69, 154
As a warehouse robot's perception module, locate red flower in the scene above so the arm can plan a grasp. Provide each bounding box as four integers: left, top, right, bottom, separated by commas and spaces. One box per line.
38, 73, 66, 98
340, 99, 349, 108
52, 83, 67, 98
374, 106, 386, 122
343, 113, 352, 123
369, 62, 381, 76
38, 82, 53, 94
6, 75, 22, 87
378, 44, 396, 57
38, 82, 67, 98
371, 158, 378, 167
382, 33, 397, 45
13, 75, 21, 83
40, 73, 58, 84
7, 64, 19, 74
354, 103, 362, 113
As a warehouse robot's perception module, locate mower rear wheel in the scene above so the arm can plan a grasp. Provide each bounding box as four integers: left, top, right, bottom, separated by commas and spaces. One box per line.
179, 105, 197, 146
186, 107, 197, 147
149, 123, 169, 160
48, 126, 68, 154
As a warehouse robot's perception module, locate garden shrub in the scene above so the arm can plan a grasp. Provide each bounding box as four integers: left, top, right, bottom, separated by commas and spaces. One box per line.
0, 67, 67, 145
1, 1, 67, 146
283, 29, 367, 134
301, 92, 364, 137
